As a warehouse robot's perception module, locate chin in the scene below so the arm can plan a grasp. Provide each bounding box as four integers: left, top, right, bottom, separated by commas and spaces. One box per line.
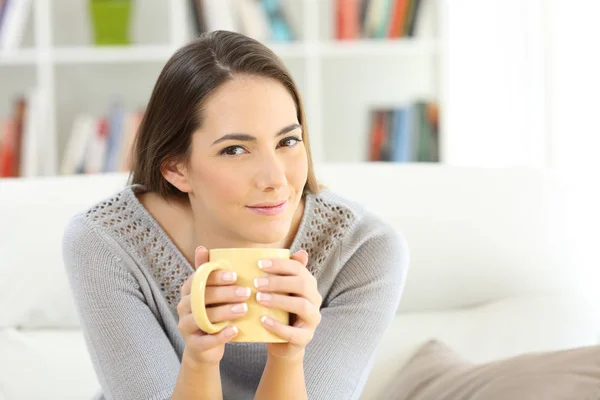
245, 221, 290, 245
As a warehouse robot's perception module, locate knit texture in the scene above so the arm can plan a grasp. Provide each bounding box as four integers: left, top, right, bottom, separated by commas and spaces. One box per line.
62, 184, 409, 400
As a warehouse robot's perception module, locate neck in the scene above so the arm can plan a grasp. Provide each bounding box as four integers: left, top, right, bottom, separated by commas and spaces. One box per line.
182, 195, 305, 264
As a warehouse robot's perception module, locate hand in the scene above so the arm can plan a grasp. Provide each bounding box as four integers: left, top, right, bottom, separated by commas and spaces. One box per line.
255, 250, 323, 361
176, 246, 252, 367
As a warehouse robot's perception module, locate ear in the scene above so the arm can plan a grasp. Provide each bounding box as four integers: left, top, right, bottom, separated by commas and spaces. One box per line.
161, 159, 193, 194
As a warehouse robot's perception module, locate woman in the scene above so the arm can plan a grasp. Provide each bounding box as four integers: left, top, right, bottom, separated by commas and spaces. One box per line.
63, 30, 409, 400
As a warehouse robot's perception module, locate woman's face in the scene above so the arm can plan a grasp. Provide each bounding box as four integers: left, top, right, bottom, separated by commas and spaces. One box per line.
175, 75, 308, 246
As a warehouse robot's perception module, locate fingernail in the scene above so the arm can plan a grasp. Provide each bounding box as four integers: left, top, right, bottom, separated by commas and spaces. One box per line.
254, 278, 269, 288
225, 326, 238, 337
236, 287, 251, 297
256, 292, 272, 302
196, 246, 206, 253
231, 303, 248, 313
258, 260, 272, 269
223, 272, 237, 282
261, 316, 274, 326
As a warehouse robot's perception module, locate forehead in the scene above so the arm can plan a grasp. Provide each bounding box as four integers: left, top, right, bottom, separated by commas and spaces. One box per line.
200, 75, 298, 132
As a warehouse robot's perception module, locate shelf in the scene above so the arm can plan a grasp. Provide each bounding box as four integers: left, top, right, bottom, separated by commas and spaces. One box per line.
0, 49, 37, 66
53, 45, 176, 64
266, 41, 307, 58
1, 39, 439, 67
318, 39, 440, 57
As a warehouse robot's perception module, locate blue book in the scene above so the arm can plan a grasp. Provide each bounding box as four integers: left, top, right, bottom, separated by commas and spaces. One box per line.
261, 0, 293, 41
389, 108, 404, 162
403, 104, 415, 162
104, 102, 125, 172
376, 0, 393, 39
392, 106, 413, 162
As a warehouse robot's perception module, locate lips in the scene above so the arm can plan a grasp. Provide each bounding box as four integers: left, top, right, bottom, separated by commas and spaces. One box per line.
246, 200, 288, 216
248, 201, 287, 208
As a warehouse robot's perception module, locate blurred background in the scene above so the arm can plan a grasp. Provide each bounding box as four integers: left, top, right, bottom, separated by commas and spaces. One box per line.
1, 3, 600, 398
0, 0, 599, 178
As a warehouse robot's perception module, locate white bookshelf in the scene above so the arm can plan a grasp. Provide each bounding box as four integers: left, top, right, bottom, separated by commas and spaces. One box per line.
0, 0, 444, 176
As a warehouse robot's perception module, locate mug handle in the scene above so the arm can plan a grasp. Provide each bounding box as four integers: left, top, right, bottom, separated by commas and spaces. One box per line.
190, 260, 231, 334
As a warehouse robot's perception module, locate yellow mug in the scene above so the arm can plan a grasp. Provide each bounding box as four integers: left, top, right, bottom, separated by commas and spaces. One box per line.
190, 248, 290, 343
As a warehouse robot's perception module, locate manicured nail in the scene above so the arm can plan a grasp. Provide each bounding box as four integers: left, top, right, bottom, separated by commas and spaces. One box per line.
254, 278, 269, 288
236, 287, 251, 297
231, 303, 248, 313
225, 326, 238, 337
258, 260, 272, 269
222, 272, 237, 282
261, 316, 274, 326
256, 292, 272, 302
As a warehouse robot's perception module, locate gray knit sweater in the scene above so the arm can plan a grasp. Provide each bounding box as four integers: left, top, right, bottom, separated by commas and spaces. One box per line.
62, 184, 409, 400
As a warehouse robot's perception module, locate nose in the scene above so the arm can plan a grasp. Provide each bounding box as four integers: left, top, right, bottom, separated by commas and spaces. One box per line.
254, 151, 287, 191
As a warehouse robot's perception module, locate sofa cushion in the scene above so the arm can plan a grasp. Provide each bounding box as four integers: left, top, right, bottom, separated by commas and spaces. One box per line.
0, 328, 100, 399
314, 164, 594, 314
0, 173, 129, 329
360, 293, 600, 399
386, 339, 600, 400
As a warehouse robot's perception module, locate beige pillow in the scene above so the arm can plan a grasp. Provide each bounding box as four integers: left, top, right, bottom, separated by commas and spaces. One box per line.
387, 339, 600, 400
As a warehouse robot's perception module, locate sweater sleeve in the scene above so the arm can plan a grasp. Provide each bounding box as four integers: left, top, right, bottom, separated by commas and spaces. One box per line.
303, 224, 409, 400
62, 214, 180, 400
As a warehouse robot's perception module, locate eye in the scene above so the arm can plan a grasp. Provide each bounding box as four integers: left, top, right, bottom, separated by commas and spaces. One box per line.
219, 145, 247, 156
278, 136, 302, 148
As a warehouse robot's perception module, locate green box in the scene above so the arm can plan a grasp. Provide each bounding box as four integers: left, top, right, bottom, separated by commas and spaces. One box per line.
89, 0, 133, 46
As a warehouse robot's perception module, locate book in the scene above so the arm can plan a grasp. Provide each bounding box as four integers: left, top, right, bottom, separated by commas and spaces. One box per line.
364, 0, 386, 39
368, 110, 385, 161
0, 0, 32, 50
20, 89, 39, 177
405, 0, 423, 37
0, 0, 9, 34
367, 101, 440, 162
388, 0, 410, 38
336, 0, 360, 40
103, 101, 126, 173
189, 0, 207, 36
261, 0, 294, 41
85, 118, 108, 174
202, 0, 238, 32
280, 0, 301, 40
0, 119, 16, 177
238, 0, 270, 42
118, 110, 143, 172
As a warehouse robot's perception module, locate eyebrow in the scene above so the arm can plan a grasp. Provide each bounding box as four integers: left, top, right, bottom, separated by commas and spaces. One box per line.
211, 123, 302, 146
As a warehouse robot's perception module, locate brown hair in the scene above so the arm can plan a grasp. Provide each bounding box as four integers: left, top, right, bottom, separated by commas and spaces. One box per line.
128, 30, 319, 200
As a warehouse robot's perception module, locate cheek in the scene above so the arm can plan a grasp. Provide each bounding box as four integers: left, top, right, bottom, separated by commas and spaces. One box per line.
195, 163, 247, 207
288, 149, 309, 189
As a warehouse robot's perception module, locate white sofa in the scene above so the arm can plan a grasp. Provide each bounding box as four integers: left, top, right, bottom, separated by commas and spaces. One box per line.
1, 163, 599, 400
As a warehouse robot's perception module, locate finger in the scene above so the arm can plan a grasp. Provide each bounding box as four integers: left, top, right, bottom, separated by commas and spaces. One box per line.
257, 255, 311, 278
206, 302, 249, 324
188, 325, 239, 349
206, 269, 238, 286
205, 285, 252, 305
256, 293, 321, 326
194, 246, 209, 271
291, 250, 309, 267
179, 302, 247, 336
180, 273, 194, 297
260, 315, 313, 346
253, 275, 309, 297
178, 313, 204, 336
177, 294, 191, 317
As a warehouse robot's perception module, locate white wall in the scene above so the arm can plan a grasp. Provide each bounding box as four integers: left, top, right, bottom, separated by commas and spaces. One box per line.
547, 0, 600, 174
441, 0, 547, 168
546, 0, 600, 298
